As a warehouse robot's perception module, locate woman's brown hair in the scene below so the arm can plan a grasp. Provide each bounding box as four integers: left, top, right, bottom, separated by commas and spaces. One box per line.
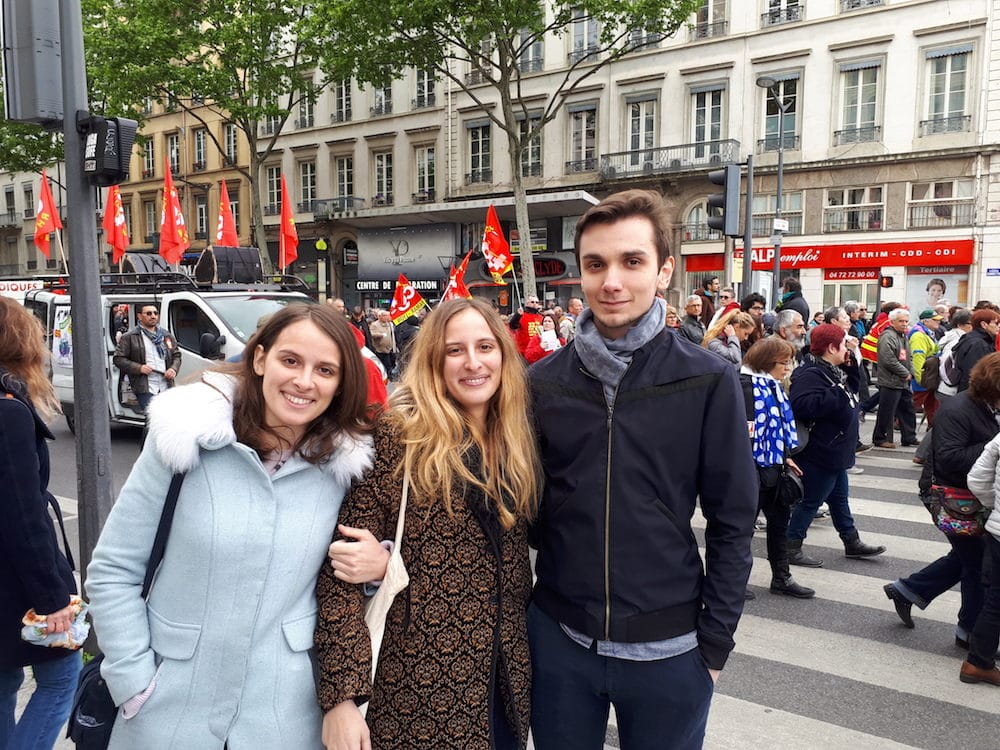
743, 337, 796, 373
968, 351, 1000, 406
0, 297, 59, 419
221, 303, 372, 462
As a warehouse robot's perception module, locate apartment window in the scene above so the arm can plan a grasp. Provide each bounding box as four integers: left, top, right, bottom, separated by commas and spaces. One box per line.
228, 191, 241, 232
297, 97, 314, 128
334, 79, 352, 123
908, 178, 974, 228
841, 0, 882, 10
824, 186, 884, 232
299, 161, 316, 211
684, 203, 722, 241
372, 85, 392, 117
195, 194, 208, 237
760, 76, 799, 151
224, 123, 238, 164
762, 0, 802, 26
122, 201, 133, 239
692, 85, 724, 158
414, 70, 436, 108
261, 112, 282, 136
692, 0, 727, 39
518, 30, 544, 72
752, 192, 803, 235
836, 61, 880, 145
567, 104, 597, 172
143, 143, 156, 177
519, 115, 542, 178
414, 146, 435, 200
143, 200, 157, 240
627, 97, 657, 167
921, 45, 972, 136
467, 123, 491, 184
265, 166, 281, 214
335, 156, 354, 198
569, 9, 600, 64
22, 185, 33, 217
167, 133, 180, 174
3, 187, 14, 215
373, 151, 393, 205
193, 128, 207, 170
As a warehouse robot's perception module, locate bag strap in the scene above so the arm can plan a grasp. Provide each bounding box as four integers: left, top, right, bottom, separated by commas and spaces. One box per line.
141, 472, 186, 599
391, 468, 410, 552
46, 494, 76, 572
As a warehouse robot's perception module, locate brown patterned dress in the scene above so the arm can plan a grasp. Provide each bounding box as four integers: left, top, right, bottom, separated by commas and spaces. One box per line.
314, 420, 532, 749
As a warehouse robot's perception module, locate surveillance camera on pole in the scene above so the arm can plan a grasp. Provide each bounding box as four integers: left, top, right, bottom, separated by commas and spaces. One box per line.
706, 164, 741, 237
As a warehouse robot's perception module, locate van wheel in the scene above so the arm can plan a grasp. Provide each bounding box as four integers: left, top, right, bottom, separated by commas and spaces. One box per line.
64, 409, 76, 434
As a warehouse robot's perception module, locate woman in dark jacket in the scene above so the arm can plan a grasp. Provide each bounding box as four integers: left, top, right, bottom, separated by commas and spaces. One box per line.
0, 297, 82, 749
786, 325, 885, 568
953, 309, 1000, 392
883, 352, 1000, 646
740, 338, 813, 598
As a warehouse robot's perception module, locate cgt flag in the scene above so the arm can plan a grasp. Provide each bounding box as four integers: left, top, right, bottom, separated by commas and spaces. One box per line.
279, 174, 298, 269
159, 158, 190, 265
34, 169, 63, 258
481, 204, 513, 284
389, 273, 428, 324
216, 181, 239, 247
102, 185, 131, 265
441, 256, 472, 302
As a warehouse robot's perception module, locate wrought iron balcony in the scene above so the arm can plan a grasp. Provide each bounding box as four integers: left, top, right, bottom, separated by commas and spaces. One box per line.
141, 168, 154, 178
908, 200, 974, 228
752, 215, 802, 237
331, 110, 352, 123
521, 163, 542, 178
0, 211, 19, 228
518, 57, 544, 73
372, 193, 393, 207
259, 120, 280, 136
313, 197, 366, 220
919, 115, 971, 137
412, 93, 437, 109
465, 169, 493, 185
565, 158, 598, 173
680, 223, 722, 242
412, 189, 435, 204
757, 134, 800, 152
295, 116, 314, 129
297, 200, 315, 213
823, 207, 883, 232
841, 0, 882, 10
466, 70, 487, 86
23, 207, 35, 219
370, 102, 393, 117
192, 160, 207, 172
599, 139, 740, 180
761, 3, 803, 26
263, 204, 279, 216
567, 46, 600, 65
834, 125, 881, 145
689, 19, 728, 40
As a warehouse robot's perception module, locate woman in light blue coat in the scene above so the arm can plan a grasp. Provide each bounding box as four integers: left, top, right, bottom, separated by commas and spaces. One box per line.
86, 305, 387, 749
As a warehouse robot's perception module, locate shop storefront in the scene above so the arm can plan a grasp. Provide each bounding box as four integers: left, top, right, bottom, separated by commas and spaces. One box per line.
467, 251, 581, 314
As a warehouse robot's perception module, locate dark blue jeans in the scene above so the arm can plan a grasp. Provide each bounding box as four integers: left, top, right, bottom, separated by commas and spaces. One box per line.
527, 603, 714, 750
786, 460, 856, 543
892, 535, 985, 633
968, 534, 1000, 670
0, 651, 82, 750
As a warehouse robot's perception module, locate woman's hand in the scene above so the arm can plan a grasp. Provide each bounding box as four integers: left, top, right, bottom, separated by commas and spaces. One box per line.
723, 324, 736, 338
322, 701, 370, 750
785, 458, 803, 477
329, 526, 390, 583
43, 600, 76, 634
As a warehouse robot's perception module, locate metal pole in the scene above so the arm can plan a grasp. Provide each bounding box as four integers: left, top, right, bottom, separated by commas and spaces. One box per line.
741, 154, 754, 296
771, 94, 785, 308
59, 0, 115, 581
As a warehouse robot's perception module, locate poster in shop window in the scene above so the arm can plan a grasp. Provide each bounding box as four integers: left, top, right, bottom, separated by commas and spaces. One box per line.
905, 267, 968, 314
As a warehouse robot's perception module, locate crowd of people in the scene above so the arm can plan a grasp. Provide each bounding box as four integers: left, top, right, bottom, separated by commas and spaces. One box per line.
3, 189, 999, 750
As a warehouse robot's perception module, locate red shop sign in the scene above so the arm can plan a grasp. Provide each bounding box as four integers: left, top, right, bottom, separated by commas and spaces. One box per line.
824, 268, 879, 281
749, 239, 975, 270
685, 253, 724, 273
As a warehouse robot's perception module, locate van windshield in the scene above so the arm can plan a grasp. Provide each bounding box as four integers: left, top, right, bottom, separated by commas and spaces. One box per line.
204, 295, 315, 343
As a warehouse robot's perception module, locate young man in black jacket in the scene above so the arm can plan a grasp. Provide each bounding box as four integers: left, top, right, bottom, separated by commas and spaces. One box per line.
527, 190, 757, 749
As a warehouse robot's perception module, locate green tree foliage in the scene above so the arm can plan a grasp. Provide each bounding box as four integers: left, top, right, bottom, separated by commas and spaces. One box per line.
310, 0, 702, 296
81, 0, 329, 271
0, 86, 62, 174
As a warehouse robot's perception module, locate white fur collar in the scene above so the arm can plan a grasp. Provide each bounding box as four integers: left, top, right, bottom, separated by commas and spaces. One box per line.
146, 370, 374, 483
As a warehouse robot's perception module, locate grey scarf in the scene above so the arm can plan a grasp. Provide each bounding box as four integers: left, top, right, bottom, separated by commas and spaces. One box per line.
573, 298, 667, 407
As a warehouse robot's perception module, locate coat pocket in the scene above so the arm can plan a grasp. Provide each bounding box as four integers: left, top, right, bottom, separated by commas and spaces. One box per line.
281, 610, 317, 653
147, 606, 201, 661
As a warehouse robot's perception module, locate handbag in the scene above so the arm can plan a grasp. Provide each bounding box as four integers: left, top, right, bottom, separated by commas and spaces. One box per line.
927, 484, 987, 537
363, 468, 410, 685
776, 466, 804, 509
66, 472, 186, 749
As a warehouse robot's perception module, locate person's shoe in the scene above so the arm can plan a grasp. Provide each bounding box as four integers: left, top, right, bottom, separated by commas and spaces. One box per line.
787, 539, 824, 567
814, 509, 829, 520
770, 575, 816, 599
859, 411, 867, 423
883, 583, 915, 628
843, 532, 886, 559
956, 635, 970, 650
901, 440, 921, 447
912, 456, 925, 465
744, 588, 756, 601
856, 442, 872, 453
959, 660, 1000, 686
754, 519, 767, 532
847, 466, 865, 475
874, 441, 897, 449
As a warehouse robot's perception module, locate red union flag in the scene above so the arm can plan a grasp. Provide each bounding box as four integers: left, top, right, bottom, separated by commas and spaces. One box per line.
34, 169, 63, 258
441, 263, 472, 302
102, 185, 130, 264
216, 181, 239, 246
481, 204, 513, 284
159, 158, 190, 264
390, 273, 428, 324
279, 174, 298, 269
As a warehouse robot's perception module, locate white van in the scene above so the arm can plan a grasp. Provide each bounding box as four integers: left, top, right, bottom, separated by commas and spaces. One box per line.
25, 274, 313, 431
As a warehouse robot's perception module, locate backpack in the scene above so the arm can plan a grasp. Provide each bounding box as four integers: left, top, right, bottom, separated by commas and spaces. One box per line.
919, 353, 941, 391
939, 347, 960, 388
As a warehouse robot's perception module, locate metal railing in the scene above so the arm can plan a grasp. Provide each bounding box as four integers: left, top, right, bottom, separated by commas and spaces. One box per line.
761, 4, 803, 26
599, 139, 740, 180
313, 197, 366, 220
0, 211, 20, 227
823, 207, 883, 232
23, 208, 35, 219
908, 200, 974, 228
680, 223, 722, 242
369, 102, 392, 116
295, 116, 314, 129
568, 46, 600, 64
297, 200, 315, 213
412, 189, 435, 203
466, 70, 487, 86
521, 163, 542, 178
841, 0, 882, 10
465, 169, 493, 184
565, 158, 598, 173
371, 193, 393, 207
263, 204, 279, 216
412, 93, 436, 109
919, 115, 971, 136
689, 19, 728, 40
518, 57, 544, 73
757, 133, 800, 152
834, 125, 881, 145
194, 231, 208, 240
192, 161, 207, 172
331, 110, 352, 123
752, 215, 803, 236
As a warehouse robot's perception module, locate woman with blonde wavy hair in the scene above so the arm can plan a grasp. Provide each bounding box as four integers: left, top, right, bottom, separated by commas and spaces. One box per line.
315, 297, 540, 750
702, 308, 756, 366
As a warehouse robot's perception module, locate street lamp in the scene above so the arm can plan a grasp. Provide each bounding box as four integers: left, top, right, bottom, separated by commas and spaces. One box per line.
756, 75, 792, 309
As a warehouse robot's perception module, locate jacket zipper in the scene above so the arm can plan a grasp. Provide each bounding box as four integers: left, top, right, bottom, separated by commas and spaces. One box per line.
604, 400, 613, 640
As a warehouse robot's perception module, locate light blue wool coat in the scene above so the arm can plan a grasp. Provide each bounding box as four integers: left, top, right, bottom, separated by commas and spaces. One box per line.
86, 372, 374, 750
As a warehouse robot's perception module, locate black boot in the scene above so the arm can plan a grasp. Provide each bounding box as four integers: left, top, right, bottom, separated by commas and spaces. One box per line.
787, 538, 823, 567
770, 557, 815, 598
843, 530, 886, 558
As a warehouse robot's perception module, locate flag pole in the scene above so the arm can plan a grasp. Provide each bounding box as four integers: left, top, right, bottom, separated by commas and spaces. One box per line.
54, 229, 70, 276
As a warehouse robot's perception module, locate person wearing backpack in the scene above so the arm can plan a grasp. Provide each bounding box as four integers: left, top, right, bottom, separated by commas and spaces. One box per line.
937, 309, 973, 407
910, 310, 943, 465
952, 309, 1000, 392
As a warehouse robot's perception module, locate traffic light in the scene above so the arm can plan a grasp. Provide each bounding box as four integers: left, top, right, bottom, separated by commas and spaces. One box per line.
81, 117, 138, 187
879, 275, 894, 288
707, 164, 741, 237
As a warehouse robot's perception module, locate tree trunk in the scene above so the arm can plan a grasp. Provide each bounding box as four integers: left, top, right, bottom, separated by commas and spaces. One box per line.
506, 129, 536, 301
248, 147, 274, 274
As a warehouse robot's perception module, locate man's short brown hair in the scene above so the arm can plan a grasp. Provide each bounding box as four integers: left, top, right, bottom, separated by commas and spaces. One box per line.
574, 189, 672, 267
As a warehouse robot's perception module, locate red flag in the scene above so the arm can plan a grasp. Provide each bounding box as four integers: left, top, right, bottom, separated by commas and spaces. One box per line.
390, 273, 428, 324
279, 174, 298, 269
34, 170, 63, 258
441, 264, 472, 302
481, 204, 513, 284
216, 181, 239, 246
102, 185, 130, 265
159, 157, 190, 264
456, 250, 472, 277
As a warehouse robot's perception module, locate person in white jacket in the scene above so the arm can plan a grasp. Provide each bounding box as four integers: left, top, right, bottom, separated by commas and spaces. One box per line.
962, 435, 1000, 686
936, 309, 973, 406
